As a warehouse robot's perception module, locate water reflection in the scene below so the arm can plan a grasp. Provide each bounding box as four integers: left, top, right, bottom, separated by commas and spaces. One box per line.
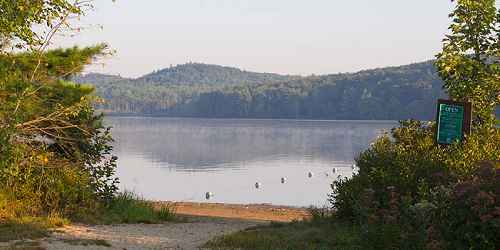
107, 117, 396, 206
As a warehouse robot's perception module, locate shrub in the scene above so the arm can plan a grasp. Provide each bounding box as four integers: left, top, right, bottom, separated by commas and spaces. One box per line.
0, 46, 119, 219
330, 0, 499, 245
434, 161, 500, 249
0, 1, 122, 227
330, 120, 499, 249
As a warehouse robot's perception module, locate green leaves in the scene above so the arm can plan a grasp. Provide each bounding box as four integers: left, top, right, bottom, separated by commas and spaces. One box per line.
331, 120, 500, 248
332, 2, 500, 248
0, 45, 118, 215
0, 0, 86, 51
0, 0, 119, 218
436, 0, 499, 129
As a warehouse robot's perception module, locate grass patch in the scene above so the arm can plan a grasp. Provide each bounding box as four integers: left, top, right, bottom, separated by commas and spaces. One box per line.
4, 240, 46, 250
204, 218, 364, 250
0, 215, 67, 242
61, 238, 111, 247
205, 207, 421, 250
97, 192, 177, 224
0, 191, 176, 243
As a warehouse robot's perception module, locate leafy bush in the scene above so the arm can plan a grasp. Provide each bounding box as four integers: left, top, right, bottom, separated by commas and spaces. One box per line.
330, 120, 499, 249
433, 161, 500, 249
330, 1, 499, 248
333, 120, 480, 217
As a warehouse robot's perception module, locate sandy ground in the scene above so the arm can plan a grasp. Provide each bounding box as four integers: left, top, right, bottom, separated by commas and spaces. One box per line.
159, 202, 310, 222
1, 203, 309, 250
42, 217, 262, 250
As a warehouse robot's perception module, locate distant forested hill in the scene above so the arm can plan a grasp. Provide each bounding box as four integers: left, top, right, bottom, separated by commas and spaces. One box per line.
73, 73, 128, 86
76, 61, 452, 120
138, 63, 298, 85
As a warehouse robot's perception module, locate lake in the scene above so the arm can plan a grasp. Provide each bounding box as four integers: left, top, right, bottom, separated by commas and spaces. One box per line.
107, 117, 397, 207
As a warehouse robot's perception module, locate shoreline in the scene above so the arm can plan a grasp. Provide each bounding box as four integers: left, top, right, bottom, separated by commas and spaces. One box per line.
155, 201, 311, 222
102, 113, 400, 123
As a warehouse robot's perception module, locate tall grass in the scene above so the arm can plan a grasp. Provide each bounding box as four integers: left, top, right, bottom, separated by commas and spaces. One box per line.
99, 191, 176, 224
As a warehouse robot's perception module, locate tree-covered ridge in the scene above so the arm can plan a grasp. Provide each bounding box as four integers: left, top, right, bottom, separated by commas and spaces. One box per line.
138, 62, 299, 85
78, 60, 451, 120
73, 73, 129, 86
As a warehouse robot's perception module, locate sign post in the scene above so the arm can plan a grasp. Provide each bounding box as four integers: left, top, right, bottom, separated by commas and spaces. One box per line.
436, 99, 472, 145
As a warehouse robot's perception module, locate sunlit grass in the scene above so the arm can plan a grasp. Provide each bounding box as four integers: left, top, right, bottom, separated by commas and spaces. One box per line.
204, 218, 363, 250
0, 190, 177, 243
61, 238, 112, 247
204, 207, 363, 250
0, 215, 68, 242
98, 191, 177, 224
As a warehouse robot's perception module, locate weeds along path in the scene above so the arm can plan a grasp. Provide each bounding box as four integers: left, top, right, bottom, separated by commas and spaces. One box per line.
3, 217, 264, 250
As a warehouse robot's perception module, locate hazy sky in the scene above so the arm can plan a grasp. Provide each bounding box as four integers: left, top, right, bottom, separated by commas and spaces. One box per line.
55, 0, 461, 78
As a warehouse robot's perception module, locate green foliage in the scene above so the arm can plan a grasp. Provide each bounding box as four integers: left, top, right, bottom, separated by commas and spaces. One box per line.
76, 61, 446, 120
433, 161, 500, 249
0, 0, 85, 49
331, 120, 499, 247
0, 1, 170, 233
0, 1, 147, 237
329, 2, 499, 249
0, 45, 119, 218
435, 0, 499, 128
98, 192, 176, 224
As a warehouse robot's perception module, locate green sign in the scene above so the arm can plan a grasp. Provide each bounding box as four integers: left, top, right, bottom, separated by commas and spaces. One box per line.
436, 103, 465, 144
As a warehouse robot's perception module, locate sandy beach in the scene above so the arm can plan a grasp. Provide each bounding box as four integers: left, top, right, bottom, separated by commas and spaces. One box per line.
158, 201, 311, 222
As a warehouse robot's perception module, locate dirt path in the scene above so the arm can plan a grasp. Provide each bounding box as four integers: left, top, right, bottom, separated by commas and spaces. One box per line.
1, 203, 308, 250
1, 217, 261, 250
43, 217, 262, 249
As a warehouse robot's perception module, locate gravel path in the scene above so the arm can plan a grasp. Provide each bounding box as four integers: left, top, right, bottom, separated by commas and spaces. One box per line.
3, 217, 264, 250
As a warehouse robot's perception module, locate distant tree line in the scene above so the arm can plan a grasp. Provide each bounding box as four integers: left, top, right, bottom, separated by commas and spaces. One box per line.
77, 61, 471, 120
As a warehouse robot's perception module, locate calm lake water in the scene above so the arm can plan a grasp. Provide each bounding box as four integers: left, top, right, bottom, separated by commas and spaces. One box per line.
106, 117, 397, 207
